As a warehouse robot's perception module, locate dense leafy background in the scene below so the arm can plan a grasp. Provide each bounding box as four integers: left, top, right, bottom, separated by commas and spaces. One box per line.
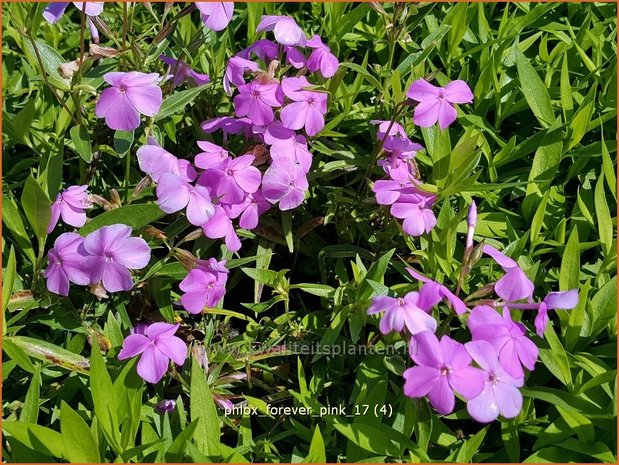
2, 2, 617, 462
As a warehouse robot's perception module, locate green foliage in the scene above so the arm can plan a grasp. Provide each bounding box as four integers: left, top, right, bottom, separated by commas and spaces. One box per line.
2, 2, 617, 463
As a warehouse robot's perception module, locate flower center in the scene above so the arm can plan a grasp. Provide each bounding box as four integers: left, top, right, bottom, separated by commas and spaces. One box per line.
253, 90, 261, 99
488, 371, 499, 385
104, 252, 115, 262
307, 97, 315, 105
226, 169, 234, 176
439, 365, 451, 376
438, 89, 445, 101
119, 84, 128, 93
289, 180, 295, 187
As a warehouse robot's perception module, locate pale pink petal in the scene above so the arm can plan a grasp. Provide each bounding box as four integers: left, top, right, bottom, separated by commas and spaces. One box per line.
494, 381, 523, 419
113, 237, 151, 270
137, 346, 169, 384
448, 366, 485, 400
403, 366, 439, 398
411, 331, 443, 367
156, 336, 187, 366
444, 80, 473, 104
437, 100, 457, 130
413, 99, 440, 128
407, 79, 440, 101
126, 84, 163, 117
118, 334, 150, 359
101, 262, 133, 292
466, 385, 499, 423
427, 376, 455, 414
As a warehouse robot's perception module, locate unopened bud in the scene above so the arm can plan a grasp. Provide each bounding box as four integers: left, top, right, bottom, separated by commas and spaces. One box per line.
368, 2, 388, 16
89, 282, 108, 300
89, 194, 113, 211
173, 247, 200, 270
470, 240, 485, 266
109, 189, 122, 209
154, 22, 176, 45
90, 16, 112, 39
132, 176, 152, 198
142, 226, 167, 240
89, 44, 119, 59
178, 228, 204, 246
85, 326, 112, 351
249, 144, 269, 166
192, 344, 209, 370
465, 282, 496, 301
465, 200, 477, 249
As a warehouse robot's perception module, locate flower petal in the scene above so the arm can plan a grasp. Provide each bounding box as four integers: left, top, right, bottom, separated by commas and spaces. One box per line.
137, 346, 169, 384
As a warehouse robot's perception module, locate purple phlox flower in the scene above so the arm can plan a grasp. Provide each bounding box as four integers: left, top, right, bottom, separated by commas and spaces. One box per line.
156, 173, 215, 226
155, 399, 177, 414
47, 185, 92, 233
241, 40, 279, 63
195, 2, 234, 31
44, 233, 91, 296
482, 244, 534, 302
403, 331, 485, 415
256, 15, 306, 46
132, 322, 149, 335
407, 78, 473, 129
227, 191, 271, 230
367, 292, 437, 335
200, 155, 262, 205
234, 80, 283, 126
194, 140, 230, 170
223, 56, 259, 96
118, 322, 187, 384
383, 135, 423, 160
213, 394, 234, 411
137, 138, 196, 183
533, 289, 579, 337
284, 46, 307, 69
371, 120, 408, 140
83, 224, 151, 293
280, 76, 328, 136
197, 257, 229, 286
96, 72, 162, 131
465, 340, 524, 423
372, 179, 415, 206
407, 268, 468, 315
202, 205, 241, 252
201, 116, 253, 138
390, 192, 437, 237
264, 121, 312, 173
43, 2, 104, 24
261, 160, 309, 211
468, 305, 538, 380
306, 35, 339, 78
180, 268, 226, 314
160, 55, 210, 88
466, 201, 477, 249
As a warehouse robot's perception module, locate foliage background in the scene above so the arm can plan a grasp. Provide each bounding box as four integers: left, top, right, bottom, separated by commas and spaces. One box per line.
2, 1, 618, 463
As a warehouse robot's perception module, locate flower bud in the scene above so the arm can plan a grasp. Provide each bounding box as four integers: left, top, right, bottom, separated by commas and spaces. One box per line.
155, 399, 176, 414
178, 228, 204, 245
465, 282, 496, 301
142, 226, 167, 240
173, 248, 199, 271
89, 282, 109, 300
89, 194, 112, 211
192, 344, 209, 370
109, 188, 122, 209
132, 176, 151, 198
465, 200, 477, 249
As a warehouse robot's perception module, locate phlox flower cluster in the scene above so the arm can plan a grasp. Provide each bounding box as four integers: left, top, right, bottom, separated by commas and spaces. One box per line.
368, 202, 579, 422
371, 78, 473, 237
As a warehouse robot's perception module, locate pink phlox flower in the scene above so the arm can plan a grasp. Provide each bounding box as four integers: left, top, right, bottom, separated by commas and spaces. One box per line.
367, 292, 437, 335
241, 39, 279, 63
200, 154, 262, 205
201, 116, 253, 138
468, 305, 538, 380
156, 173, 215, 226
406, 268, 468, 315
160, 55, 210, 88
533, 289, 579, 336
226, 191, 271, 230
264, 121, 312, 173
48, 185, 92, 233
194, 140, 230, 170
482, 244, 534, 302
155, 399, 177, 414
43, 2, 104, 23
371, 120, 408, 140
280, 76, 328, 136
390, 192, 437, 237
403, 331, 485, 415
195, 2, 234, 31
306, 35, 339, 78
256, 15, 306, 46
137, 138, 196, 183
202, 205, 241, 252
465, 340, 524, 423
383, 135, 424, 159
118, 322, 187, 384
261, 159, 309, 211
44, 232, 91, 296
234, 80, 283, 126
96, 71, 162, 131
82, 224, 151, 293
407, 78, 473, 129
179, 268, 226, 314
223, 56, 259, 96
284, 46, 307, 69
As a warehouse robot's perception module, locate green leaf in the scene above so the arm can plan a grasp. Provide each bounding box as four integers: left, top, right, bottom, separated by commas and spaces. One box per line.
282, 211, 294, 253
339, 62, 383, 91
305, 425, 327, 462
2, 422, 64, 458
60, 401, 100, 463
584, 275, 617, 338
79, 203, 165, 235
2, 194, 36, 265
21, 175, 51, 251
3, 246, 16, 314
566, 86, 595, 151
594, 173, 613, 258
164, 419, 200, 462
19, 364, 40, 423
190, 356, 220, 456
559, 227, 580, 291
515, 47, 554, 127
22, 39, 70, 90
70, 125, 93, 163
90, 345, 121, 453
154, 85, 209, 121
6, 336, 89, 373
114, 130, 134, 158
